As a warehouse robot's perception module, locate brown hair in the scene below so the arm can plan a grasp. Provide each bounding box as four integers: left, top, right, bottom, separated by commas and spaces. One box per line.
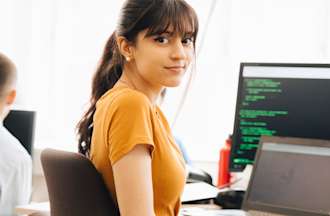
0, 53, 17, 98
77, 0, 199, 156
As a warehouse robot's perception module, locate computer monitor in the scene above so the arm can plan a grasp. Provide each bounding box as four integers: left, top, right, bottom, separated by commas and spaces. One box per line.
3, 110, 36, 155
230, 63, 330, 171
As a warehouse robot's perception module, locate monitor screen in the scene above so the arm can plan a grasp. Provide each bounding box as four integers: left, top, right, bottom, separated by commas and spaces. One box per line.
3, 110, 36, 155
230, 63, 330, 171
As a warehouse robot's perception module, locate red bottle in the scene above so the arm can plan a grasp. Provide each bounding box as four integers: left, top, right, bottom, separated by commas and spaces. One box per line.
217, 135, 232, 187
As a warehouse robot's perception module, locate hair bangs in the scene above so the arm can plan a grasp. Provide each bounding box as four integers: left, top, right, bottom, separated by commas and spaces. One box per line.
145, 0, 198, 41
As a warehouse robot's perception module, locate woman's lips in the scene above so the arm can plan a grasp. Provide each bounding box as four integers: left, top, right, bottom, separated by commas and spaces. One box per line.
164, 66, 185, 74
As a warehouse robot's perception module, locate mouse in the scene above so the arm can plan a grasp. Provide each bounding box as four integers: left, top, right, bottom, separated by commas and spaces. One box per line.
214, 189, 245, 209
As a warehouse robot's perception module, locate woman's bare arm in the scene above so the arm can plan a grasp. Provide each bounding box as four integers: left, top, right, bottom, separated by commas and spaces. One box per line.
112, 144, 155, 216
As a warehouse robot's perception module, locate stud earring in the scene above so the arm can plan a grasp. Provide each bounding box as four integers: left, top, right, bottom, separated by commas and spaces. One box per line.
126, 56, 131, 62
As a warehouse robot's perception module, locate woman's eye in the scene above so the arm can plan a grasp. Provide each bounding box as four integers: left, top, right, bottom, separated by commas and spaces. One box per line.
154, 36, 169, 44
182, 37, 193, 45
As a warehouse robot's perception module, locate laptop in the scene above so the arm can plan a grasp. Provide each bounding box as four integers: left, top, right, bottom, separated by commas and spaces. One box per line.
242, 136, 330, 216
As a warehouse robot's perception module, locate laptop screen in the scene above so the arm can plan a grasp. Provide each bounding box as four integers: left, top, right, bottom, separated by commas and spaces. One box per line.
244, 136, 330, 216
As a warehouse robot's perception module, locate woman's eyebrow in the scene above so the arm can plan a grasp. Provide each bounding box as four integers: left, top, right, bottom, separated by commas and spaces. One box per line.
161, 31, 174, 36
162, 31, 194, 37
151, 30, 195, 38
148, 31, 172, 37
183, 31, 194, 36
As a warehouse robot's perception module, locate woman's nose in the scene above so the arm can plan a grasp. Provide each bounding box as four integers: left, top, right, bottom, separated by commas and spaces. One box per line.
170, 40, 187, 60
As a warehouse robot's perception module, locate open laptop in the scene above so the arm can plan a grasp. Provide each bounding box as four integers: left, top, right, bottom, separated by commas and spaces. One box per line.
242, 136, 330, 216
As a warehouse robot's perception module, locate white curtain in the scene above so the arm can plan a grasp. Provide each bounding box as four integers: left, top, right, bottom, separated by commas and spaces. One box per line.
1, 0, 330, 161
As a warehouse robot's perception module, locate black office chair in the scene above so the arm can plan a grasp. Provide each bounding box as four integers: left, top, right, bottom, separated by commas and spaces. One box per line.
41, 148, 120, 216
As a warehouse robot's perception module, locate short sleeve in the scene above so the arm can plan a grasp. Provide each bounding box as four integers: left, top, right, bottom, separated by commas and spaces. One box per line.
107, 91, 155, 164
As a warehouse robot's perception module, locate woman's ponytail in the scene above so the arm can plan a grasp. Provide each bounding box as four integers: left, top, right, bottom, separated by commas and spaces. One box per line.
77, 0, 199, 156
77, 32, 123, 156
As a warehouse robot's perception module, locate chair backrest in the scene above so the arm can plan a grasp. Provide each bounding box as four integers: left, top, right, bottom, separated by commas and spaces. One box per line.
41, 148, 120, 216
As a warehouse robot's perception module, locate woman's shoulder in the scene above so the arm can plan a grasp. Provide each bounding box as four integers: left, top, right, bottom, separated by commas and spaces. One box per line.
100, 86, 152, 110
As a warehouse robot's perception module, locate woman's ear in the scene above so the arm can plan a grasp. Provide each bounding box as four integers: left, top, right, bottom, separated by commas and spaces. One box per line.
116, 36, 133, 61
5, 89, 16, 106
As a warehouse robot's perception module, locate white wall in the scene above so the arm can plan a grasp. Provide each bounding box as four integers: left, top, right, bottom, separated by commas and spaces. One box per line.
1, 0, 330, 163
164, 0, 330, 161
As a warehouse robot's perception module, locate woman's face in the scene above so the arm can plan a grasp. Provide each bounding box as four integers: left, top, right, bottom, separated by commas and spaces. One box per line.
131, 28, 195, 89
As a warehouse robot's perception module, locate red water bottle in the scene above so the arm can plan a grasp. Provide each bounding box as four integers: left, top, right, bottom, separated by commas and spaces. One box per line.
217, 135, 232, 187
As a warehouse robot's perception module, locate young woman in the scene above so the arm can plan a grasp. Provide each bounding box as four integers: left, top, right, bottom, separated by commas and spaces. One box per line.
77, 0, 198, 215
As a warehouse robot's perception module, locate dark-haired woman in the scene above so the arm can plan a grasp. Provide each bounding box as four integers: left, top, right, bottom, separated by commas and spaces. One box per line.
77, 0, 198, 215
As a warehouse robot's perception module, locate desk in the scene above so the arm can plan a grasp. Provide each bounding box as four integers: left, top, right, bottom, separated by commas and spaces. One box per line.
17, 182, 222, 215
15, 202, 50, 216
15, 202, 221, 216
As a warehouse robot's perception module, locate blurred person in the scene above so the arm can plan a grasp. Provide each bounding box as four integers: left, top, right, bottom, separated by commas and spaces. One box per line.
0, 52, 32, 216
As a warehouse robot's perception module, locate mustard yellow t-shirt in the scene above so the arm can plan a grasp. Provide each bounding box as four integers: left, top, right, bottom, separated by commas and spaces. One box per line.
90, 85, 186, 216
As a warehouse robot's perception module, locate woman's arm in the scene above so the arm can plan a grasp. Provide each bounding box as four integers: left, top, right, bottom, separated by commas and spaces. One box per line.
112, 144, 155, 216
